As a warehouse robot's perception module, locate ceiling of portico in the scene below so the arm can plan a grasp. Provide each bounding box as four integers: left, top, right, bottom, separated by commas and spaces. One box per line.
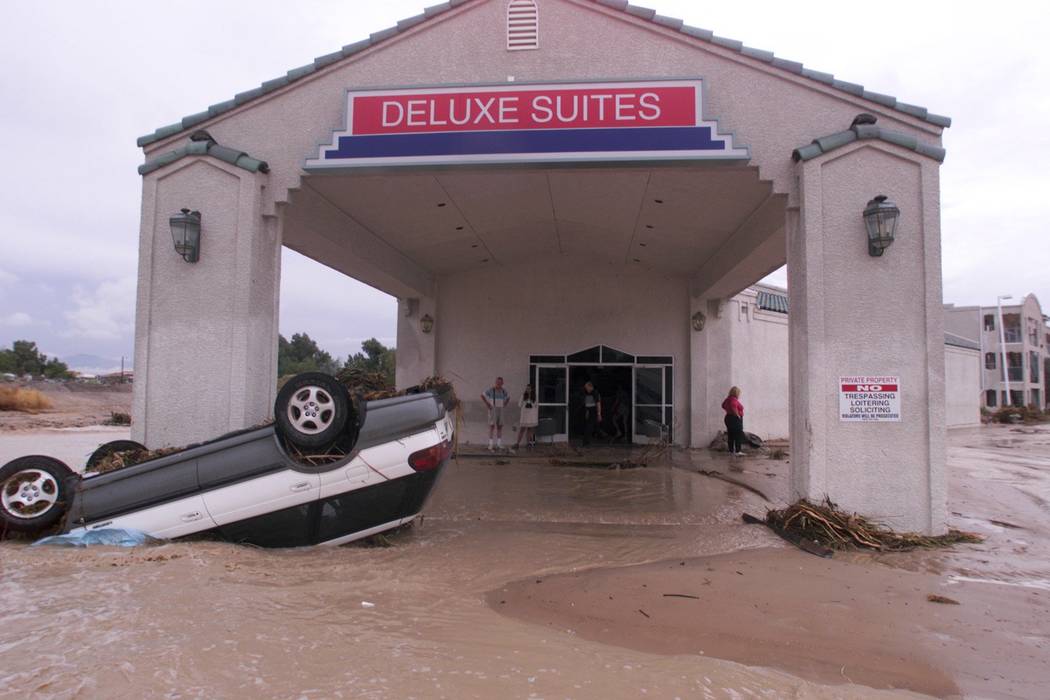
292, 164, 781, 279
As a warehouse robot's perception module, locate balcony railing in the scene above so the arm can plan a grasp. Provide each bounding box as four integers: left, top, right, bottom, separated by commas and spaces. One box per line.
1003, 329, 1023, 343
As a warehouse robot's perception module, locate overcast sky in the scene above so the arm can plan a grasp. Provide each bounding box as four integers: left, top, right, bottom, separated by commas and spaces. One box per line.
0, 1, 1046, 370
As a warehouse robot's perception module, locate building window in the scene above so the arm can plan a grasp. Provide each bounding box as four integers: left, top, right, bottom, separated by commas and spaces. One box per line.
1032, 389, 1042, 409
1007, 352, 1023, 382
983, 314, 995, 331
985, 353, 996, 370
507, 0, 539, 51
985, 390, 997, 408
1031, 351, 1040, 384
1009, 389, 1024, 407
1003, 314, 1022, 343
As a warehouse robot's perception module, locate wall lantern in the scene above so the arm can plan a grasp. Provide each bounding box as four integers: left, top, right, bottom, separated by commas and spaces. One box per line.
420, 314, 434, 334
169, 208, 202, 263
862, 195, 899, 257
691, 311, 706, 332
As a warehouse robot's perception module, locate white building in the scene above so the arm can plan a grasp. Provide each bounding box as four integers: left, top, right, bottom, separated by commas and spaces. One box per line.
945, 294, 1049, 410
130, 0, 952, 532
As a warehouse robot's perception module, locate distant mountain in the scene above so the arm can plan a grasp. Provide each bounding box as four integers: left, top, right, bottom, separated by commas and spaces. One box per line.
61, 354, 132, 375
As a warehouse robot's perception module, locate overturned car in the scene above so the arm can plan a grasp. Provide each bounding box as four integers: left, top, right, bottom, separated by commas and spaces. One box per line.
0, 373, 456, 547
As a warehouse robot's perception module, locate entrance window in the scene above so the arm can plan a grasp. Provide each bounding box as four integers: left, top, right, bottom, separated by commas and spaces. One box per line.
985, 353, 996, 370
985, 390, 997, 408
529, 345, 673, 444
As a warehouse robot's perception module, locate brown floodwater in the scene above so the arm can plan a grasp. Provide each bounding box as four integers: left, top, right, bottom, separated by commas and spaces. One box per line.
2, 428, 1047, 699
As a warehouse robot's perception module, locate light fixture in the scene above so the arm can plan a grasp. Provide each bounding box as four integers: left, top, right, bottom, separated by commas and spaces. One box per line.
691, 311, 706, 332
420, 314, 434, 334
169, 208, 202, 263
862, 195, 899, 257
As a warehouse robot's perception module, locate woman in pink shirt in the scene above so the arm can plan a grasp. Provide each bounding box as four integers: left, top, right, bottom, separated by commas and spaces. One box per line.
721, 386, 745, 455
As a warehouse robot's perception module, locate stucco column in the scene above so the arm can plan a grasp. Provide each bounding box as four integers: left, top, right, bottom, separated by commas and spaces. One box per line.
788, 142, 946, 534
689, 296, 733, 448
131, 158, 279, 448
395, 296, 437, 388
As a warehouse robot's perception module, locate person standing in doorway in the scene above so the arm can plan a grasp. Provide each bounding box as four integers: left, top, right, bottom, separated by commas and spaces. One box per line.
481, 377, 510, 451
580, 381, 602, 447
513, 384, 539, 451
722, 386, 745, 455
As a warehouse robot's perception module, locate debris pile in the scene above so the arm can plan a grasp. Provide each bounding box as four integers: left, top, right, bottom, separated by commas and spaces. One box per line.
764, 498, 983, 552
90, 446, 180, 474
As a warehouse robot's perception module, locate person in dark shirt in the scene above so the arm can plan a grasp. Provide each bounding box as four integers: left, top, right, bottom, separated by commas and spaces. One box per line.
721, 386, 745, 455
580, 381, 602, 446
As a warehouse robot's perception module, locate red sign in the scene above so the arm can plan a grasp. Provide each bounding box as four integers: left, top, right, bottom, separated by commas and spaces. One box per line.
840, 383, 899, 392
350, 85, 697, 135
306, 80, 751, 169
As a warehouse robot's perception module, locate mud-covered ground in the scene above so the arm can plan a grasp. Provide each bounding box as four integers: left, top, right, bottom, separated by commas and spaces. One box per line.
0, 381, 131, 432
0, 425, 1047, 699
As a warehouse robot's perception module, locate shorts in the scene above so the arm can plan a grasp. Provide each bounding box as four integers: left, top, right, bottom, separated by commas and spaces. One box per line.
488, 406, 504, 427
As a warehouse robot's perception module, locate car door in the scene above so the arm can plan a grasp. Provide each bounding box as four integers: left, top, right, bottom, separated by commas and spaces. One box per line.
201, 469, 321, 527
87, 493, 213, 540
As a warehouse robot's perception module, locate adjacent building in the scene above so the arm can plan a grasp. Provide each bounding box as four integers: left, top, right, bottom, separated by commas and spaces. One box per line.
945, 294, 1049, 410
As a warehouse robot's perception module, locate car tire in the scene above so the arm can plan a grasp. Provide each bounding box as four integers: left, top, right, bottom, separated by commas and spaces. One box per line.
85, 440, 149, 472
275, 372, 352, 449
0, 455, 76, 534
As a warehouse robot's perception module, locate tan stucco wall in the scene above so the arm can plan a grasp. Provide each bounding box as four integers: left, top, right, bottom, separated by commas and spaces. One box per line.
142, 0, 942, 218
132, 159, 279, 448
726, 295, 790, 440
789, 142, 946, 533
945, 345, 981, 427
433, 255, 689, 445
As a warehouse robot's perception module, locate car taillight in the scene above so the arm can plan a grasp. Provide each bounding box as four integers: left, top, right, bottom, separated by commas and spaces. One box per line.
408, 441, 452, 472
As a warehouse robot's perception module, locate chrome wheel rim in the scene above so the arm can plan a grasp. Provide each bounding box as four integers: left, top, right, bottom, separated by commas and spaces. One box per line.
287, 385, 335, 435
2, 469, 59, 519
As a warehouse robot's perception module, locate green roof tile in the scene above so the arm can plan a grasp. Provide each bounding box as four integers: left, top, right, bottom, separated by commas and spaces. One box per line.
137, 0, 952, 147
793, 118, 945, 163
138, 135, 270, 176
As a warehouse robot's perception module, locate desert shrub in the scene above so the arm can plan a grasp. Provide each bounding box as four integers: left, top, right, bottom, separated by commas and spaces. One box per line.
106, 411, 132, 426
0, 386, 52, 412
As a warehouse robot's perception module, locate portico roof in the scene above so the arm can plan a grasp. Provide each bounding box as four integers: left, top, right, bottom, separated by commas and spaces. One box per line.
136, 0, 951, 149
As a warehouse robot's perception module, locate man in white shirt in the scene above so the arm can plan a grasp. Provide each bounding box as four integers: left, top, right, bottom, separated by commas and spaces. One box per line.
481, 377, 510, 451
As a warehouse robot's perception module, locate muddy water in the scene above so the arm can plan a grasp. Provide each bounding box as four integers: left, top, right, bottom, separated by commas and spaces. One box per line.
0, 445, 923, 699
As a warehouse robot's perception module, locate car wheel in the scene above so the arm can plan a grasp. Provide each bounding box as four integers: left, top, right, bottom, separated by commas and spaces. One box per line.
0, 456, 76, 534
85, 440, 149, 472
275, 372, 352, 449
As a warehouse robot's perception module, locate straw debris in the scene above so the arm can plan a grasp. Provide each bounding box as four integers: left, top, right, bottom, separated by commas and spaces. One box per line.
90, 446, 181, 474
765, 498, 983, 552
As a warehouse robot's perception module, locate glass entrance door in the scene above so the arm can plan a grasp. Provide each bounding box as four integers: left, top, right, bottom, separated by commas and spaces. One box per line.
633, 365, 671, 444
536, 365, 568, 442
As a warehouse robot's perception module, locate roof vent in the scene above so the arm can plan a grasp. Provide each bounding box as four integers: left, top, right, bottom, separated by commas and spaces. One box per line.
851, 113, 878, 128
507, 0, 539, 51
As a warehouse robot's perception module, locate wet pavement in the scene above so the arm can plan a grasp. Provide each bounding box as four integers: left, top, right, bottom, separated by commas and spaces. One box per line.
0, 425, 1047, 698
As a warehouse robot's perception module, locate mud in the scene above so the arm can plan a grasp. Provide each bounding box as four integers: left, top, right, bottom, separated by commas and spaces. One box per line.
0, 425, 1048, 698
0, 382, 131, 432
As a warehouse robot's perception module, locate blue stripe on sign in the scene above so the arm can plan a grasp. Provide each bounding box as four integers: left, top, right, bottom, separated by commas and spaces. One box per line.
324, 126, 727, 160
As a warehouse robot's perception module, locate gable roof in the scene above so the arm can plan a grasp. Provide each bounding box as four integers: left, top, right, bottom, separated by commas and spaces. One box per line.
137, 0, 951, 148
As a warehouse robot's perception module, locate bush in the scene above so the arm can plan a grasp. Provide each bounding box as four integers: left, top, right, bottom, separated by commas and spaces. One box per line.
106, 411, 132, 426
0, 386, 52, 412
994, 405, 1049, 424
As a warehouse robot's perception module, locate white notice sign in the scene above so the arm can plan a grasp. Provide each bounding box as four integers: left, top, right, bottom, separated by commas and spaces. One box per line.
839, 376, 901, 422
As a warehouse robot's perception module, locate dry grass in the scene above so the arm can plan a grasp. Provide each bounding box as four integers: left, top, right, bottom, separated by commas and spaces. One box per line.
766, 497, 984, 552
0, 386, 52, 412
